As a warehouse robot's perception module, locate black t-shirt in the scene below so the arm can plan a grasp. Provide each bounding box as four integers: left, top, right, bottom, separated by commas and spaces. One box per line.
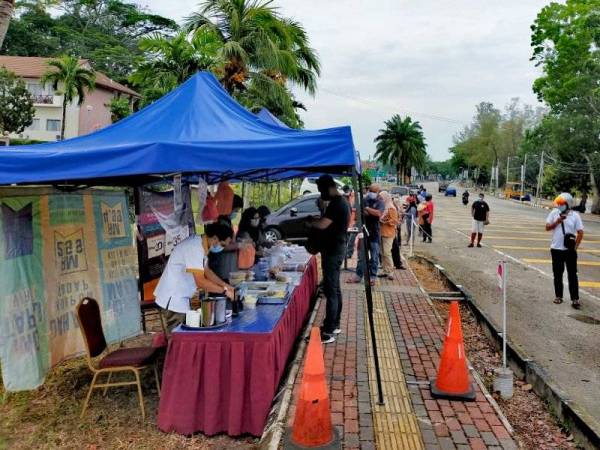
472, 200, 489, 221
322, 195, 350, 252
364, 196, 384, 241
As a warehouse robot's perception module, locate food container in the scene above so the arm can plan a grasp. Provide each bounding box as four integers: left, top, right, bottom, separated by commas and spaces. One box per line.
244, 294, 258, 309
212, 296, 227, 324
201, 299, 215, 327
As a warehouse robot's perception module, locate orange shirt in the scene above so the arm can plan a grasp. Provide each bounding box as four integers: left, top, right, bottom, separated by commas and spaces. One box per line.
380, 207, 399, 238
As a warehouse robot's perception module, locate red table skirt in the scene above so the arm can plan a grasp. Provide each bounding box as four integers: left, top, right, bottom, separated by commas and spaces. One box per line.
157, 256, 318, 437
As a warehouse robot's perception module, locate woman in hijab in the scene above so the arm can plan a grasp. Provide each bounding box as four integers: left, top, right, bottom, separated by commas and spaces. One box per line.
379, 191, 400, 279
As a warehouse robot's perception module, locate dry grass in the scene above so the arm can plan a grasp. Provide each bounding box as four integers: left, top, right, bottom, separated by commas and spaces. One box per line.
0, 333, 257, 450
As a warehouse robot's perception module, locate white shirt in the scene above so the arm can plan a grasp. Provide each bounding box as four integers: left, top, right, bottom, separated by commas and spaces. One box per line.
546, 209, 584, 250
154, 235, 205, 313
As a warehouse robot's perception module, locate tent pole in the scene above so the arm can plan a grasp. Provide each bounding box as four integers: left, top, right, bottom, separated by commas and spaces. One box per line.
355, 170, 384, 405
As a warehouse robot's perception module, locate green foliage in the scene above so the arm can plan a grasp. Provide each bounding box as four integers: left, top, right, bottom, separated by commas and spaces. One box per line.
41, 55, 95, 139
528, 0, 600, 212
109, 97, 131, 123
8, 138, 46, 145
0, 68, 35, 134
2, 0, 178, 82
183, 0, 321, 128
374, 115, 427, 184
426, 159, 457, 179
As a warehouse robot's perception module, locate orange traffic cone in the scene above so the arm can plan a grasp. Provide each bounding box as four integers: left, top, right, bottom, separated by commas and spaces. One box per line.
285, 327, 340, 449
430, 301, 476, 401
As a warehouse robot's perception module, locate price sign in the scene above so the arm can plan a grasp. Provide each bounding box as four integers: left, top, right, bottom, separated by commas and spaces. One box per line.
147, 234, 165, 259
165, 226, 189, 256
54, 229, 88, 275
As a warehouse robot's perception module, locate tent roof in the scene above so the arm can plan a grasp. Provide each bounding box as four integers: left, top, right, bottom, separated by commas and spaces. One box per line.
256, 108, 290, 128
0, 72, 357, 186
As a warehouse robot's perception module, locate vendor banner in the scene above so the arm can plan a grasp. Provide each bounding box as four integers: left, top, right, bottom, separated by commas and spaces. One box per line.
0, 188, 140, 391
136, 182, 195, 294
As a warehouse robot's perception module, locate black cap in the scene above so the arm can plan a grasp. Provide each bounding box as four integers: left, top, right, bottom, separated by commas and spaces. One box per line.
316, 174, 336, 189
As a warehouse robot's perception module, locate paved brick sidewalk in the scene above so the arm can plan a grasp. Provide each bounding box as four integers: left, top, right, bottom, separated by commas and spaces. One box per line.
285, 264, 518, 450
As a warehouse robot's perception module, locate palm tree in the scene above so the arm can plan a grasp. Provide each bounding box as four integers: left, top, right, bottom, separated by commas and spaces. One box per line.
185, 0, 320, 96
374, 115, 427, 184
41, 55, 95, 140
0, 0, 15, 50
130, 30, 223, 106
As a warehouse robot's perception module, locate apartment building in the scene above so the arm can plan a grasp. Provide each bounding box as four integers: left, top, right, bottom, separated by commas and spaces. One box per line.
0, 56, 139, 141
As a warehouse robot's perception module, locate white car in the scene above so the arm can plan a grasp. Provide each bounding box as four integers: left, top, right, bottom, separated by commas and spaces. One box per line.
300, 177, 345, 195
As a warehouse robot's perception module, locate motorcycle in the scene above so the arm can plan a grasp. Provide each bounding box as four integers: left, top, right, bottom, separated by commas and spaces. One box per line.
462, 192, 469, 206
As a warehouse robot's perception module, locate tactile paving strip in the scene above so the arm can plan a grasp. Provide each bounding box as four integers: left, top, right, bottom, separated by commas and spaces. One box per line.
364, 291, 425, 450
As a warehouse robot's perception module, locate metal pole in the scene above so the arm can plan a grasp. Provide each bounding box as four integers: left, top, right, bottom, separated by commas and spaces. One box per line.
506, 156, 510, 188
502, 260, 507, 369
410, 218, 415, 257
536, 151, 544, 206
495, 165, 499, 192
355, 170, 384, 405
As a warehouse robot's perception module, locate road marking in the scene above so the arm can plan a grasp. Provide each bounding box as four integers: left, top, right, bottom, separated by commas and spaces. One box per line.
581, 281, 600, 288
484, 236, 600, 243
459, 229, 600, 238
492, 245, 600, 254
522, 258, 600, 266
451, 230, 600, 303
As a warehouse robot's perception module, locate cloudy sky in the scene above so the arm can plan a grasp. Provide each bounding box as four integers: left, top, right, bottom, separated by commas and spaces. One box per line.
141, 0, 550, 161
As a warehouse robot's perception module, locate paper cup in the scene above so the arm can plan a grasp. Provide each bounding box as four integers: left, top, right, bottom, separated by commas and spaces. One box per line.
185, 310, 201, 327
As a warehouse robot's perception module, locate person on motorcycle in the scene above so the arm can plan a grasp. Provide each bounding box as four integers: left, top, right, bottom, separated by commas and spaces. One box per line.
462, 190, 470, 206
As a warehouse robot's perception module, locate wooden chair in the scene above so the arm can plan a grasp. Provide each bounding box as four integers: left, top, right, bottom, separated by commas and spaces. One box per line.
76, 297, 161, 420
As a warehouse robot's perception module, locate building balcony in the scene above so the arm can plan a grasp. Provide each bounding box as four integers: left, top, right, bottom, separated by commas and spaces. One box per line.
31, 94, 59, 105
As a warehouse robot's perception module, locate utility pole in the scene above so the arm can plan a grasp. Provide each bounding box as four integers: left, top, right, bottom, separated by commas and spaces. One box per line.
506, 156, 510, 192
536, 151, 544, 206
495, 165, 499, 192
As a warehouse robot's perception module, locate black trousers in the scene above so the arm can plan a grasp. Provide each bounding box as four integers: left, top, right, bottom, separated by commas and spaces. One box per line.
322, 246, 345, 333
550, 249, 579, 300
421, 222, 432, 241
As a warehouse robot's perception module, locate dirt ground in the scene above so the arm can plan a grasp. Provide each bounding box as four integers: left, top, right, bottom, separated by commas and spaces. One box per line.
408, 257, 578, 450
0, 330, 258, 450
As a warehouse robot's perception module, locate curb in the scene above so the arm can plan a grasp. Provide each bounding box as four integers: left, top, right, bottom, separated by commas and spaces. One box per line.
413, 254, 600, 450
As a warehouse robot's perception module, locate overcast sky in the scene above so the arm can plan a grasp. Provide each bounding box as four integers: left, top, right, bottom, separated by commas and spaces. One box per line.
140, 0, 550, 161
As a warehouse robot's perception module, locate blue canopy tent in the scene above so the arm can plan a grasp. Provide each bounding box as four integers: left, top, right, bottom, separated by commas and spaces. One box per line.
0, 72, 357, 186
256, 108, 290, 129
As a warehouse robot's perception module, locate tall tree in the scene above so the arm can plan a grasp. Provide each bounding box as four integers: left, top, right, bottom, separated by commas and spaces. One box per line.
529, 0, 600, 213
184, 0, 320, 126
0, 0, 15, 49
0, 68, 35, 134
41, 55, 96, 140
374, 115, 427, 184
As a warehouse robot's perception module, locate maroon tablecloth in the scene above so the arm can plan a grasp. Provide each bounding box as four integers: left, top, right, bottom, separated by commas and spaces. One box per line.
157, 256, 318, 437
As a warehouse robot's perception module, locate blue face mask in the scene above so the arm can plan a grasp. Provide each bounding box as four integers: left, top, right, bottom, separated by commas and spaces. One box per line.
210, 243, 224, 253
558, 204, 567, 213
229, 212, 238, 220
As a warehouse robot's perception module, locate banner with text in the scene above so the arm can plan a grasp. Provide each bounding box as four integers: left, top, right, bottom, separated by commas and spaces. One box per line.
0, 188, 140, 391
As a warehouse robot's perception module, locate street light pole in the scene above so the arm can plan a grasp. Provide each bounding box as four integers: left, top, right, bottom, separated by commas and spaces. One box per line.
536, 151, 545, 206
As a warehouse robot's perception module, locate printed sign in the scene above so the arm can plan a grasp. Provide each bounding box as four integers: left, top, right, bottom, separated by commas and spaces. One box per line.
0, 188, 140, 391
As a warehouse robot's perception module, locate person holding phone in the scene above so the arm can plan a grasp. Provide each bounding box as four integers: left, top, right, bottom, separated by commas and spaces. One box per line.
545, 193, 584, 309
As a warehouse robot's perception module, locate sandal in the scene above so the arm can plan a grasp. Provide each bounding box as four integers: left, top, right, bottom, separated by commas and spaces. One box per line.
571, 299, 581, 309
346, 277, 361, 284
553, 297, 563, 304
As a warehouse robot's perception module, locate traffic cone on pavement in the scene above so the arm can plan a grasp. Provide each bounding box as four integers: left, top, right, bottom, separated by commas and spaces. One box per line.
430, 301, 476, 401
285, 327, 340, 449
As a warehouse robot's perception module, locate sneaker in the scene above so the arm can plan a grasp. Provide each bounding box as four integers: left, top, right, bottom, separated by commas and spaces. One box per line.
332, 328, 342, 335
468, 243, 474, 248
321, 331, 336, 344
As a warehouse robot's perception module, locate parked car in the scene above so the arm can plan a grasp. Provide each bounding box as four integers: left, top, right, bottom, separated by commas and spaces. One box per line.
438, 181, 450, 192
300, 177, 345, 195
263, 194, 321, 243
444, 187, 457, 197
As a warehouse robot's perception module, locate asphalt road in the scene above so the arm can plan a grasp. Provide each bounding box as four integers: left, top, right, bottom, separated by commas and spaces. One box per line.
410, 182, 600, 429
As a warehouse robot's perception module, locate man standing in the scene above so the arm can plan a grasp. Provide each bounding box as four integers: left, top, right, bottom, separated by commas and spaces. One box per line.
469, 193, 490, 248
419, 193, 434, 243
545, 193, 584, 309
309, 175, 350, 344
347, 183, 384, 285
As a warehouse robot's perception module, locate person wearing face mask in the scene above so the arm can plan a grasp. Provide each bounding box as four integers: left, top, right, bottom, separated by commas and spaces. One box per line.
545, 193, 584, 309
307, 175, 350, 344
154, 223, 235, 329
237, 207, 265, 246
468, 193, 490, 248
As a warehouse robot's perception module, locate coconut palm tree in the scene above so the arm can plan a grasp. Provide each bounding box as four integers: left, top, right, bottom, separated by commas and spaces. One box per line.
130, 29, 223, 106
185, 0, 320, 96
0, 0, 15, 49
41, 55, 96, 140
374, 115, 427, 184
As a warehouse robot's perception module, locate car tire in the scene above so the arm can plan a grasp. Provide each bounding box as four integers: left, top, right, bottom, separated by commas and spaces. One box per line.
264, 227, 282, 243
303, 190, 311, 195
